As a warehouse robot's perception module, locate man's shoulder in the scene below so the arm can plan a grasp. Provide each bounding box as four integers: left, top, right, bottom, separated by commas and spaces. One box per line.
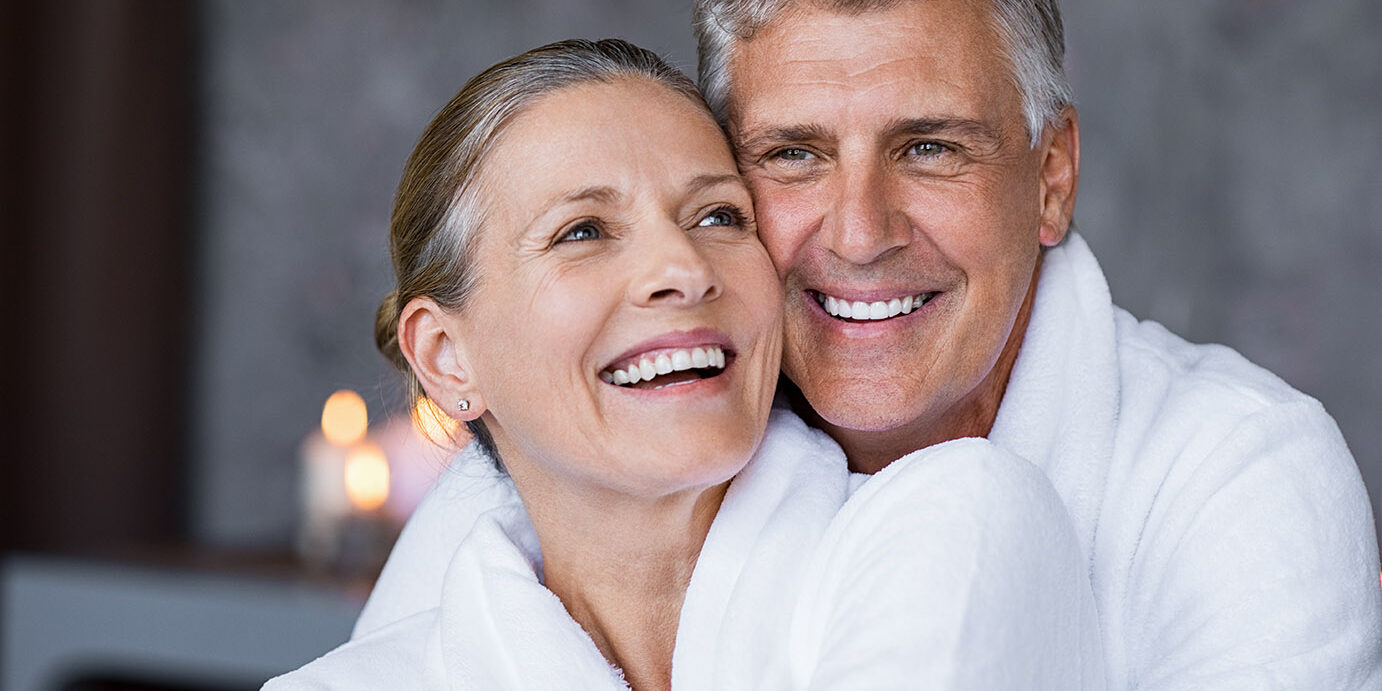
1103, 305, 1357, 519
1111, 306, 1328, 429
1094, 309, 1380, 689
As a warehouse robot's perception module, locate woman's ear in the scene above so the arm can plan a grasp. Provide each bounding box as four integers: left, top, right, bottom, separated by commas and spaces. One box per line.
398, 297, 487, 421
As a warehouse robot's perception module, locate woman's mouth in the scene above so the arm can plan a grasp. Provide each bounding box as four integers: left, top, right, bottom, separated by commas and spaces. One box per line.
599, 345, 728, 389
811, 290, 937, 322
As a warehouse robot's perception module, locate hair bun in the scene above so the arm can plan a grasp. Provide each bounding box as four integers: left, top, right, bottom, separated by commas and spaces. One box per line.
374, 289, 408, 372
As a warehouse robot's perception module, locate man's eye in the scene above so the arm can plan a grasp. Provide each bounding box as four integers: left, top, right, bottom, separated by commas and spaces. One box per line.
558, 223, 601, 243
697, 207, 741, 228
908, 141, 950, 157
774, 147, 814, 162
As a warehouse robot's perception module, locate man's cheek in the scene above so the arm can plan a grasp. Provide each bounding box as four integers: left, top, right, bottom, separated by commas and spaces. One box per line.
756, 195, 816, 269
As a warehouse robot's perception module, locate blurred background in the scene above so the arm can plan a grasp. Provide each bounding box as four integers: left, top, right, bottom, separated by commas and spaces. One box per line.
2, 0, 1378, 688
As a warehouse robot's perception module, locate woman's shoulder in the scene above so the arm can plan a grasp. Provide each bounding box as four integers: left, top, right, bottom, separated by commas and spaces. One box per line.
352, 441, 521, 638
264, 609, 440, 690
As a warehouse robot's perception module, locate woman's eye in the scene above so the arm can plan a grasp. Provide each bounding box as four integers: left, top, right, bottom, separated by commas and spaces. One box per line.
558, 223, 601, 243
697, 207, 740, 228
774, 147, 814, 162
908, 141, 950, 157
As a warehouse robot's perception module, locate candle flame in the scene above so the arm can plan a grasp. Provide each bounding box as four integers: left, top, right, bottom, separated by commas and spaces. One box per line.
344, 442, 390, 511
322, 390, 368, 446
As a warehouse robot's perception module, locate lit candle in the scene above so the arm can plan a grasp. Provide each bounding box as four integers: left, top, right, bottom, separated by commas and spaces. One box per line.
344, 442, 390, 512
330, 438, 400, 576
297, 390, 369, 564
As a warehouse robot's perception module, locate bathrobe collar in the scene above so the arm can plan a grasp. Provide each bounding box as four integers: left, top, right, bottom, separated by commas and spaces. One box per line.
989, 232, 1119, 557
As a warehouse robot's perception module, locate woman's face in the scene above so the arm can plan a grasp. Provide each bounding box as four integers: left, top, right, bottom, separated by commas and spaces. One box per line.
452, 78, 783, 500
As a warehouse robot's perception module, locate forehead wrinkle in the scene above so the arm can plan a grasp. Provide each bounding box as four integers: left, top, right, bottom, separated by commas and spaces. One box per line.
839, 54, 925, 85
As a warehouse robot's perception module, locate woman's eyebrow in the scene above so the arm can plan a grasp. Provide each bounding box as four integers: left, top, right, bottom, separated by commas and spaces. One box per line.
520, 185, 623, 236
554, 185, 622, 207
683, 173, 743, 196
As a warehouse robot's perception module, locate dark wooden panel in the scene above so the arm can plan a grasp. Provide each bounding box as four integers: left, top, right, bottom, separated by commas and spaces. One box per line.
1, 0, 196, 553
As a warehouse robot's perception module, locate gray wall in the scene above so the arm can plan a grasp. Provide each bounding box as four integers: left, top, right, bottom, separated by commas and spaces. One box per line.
192, 0, 1382, 546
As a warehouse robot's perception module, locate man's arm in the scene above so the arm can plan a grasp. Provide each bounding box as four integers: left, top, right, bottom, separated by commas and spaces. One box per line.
1130, 399, 1382, 690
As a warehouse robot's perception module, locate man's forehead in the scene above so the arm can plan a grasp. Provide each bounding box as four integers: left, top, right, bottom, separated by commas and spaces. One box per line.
725, 1, 1017, 137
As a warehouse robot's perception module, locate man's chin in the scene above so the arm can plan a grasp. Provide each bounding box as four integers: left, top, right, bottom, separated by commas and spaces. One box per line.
782, 377, 931, 434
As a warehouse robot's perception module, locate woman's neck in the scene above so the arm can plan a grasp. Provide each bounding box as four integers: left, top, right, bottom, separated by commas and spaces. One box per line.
522, 478, 727, 691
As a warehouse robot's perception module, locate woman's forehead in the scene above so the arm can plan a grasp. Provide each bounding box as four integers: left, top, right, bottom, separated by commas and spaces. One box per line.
475, 79, 740, 221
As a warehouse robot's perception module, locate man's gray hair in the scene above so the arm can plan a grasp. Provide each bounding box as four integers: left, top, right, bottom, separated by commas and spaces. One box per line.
693, 0, 1073, 147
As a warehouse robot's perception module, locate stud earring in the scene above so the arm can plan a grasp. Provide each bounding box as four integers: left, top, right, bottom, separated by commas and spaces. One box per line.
457, 399, 470, 412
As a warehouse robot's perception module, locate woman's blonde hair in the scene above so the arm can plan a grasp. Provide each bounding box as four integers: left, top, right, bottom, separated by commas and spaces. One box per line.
375, 38, 708, 463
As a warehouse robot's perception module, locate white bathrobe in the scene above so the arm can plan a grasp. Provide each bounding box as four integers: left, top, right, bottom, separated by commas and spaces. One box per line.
266, 412, 1105, 689
340, 232, 1382, 689
986, 234, 1381, 689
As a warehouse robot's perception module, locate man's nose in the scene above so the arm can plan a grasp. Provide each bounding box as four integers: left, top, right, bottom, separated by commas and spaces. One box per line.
819, 164, 909, 265
628, 224, 722, 308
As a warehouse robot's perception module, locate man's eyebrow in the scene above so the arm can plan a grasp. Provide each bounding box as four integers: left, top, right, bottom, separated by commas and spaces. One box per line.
734, 124, 832, 153
884, 117, 1003, 146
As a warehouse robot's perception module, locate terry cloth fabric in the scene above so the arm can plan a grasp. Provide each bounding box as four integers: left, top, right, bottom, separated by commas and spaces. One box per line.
266, 410, 1105, 689
988, 233, 1382, 689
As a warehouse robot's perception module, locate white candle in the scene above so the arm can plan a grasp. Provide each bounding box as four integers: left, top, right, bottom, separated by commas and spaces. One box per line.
297, 390, 370, 563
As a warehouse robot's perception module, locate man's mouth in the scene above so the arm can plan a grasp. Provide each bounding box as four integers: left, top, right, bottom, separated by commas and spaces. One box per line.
812, 290, 937, 322
599, 346, 728, 389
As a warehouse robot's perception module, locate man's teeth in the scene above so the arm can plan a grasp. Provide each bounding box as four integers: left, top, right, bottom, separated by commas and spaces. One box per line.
817, 292, 931, 320
599, 346, 726, 386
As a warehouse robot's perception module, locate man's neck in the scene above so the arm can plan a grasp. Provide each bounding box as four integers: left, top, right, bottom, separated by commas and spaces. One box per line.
797, 259, 1040, 474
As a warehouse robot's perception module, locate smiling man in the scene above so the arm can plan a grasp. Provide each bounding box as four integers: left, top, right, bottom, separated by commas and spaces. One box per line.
694, 0, 1381, 687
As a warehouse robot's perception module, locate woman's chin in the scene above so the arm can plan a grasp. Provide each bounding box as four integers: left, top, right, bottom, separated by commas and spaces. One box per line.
597, 430, 761, 500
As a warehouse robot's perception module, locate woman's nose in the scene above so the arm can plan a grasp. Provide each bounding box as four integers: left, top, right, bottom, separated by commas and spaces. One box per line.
629, 225, 722, 308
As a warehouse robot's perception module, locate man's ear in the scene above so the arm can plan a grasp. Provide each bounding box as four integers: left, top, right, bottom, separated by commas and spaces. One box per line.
1037, 105, 1080, 247
398, 296, 486, 421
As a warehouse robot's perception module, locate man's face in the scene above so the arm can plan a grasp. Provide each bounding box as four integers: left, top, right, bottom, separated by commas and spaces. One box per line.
728, 0, 1075, 457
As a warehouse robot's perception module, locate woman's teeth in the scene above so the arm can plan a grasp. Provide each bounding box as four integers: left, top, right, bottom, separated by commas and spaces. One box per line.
816, 292, 933, 321
599, 346, 726, 387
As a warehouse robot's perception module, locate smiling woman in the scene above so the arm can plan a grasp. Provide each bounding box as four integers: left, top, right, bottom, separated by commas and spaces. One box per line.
265, 38, 1105, 691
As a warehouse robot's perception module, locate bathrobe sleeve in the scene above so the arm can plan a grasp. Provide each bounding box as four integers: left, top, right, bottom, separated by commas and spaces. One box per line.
263, 609, 444, 690
1125, 399, 1382, 690
784, 438, 1106, 690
